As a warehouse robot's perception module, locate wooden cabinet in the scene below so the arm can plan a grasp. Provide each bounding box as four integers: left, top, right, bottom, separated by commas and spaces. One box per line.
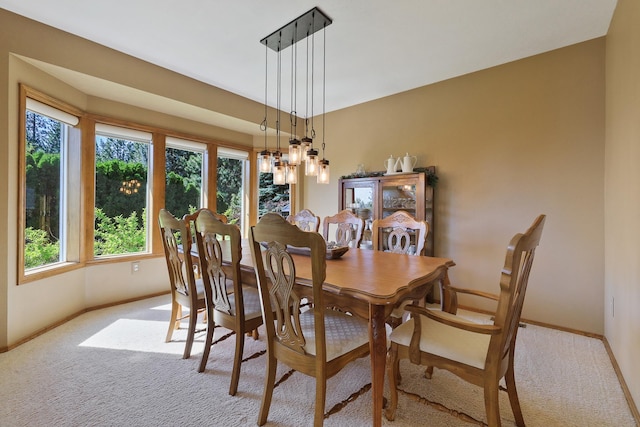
338, 167, 435, 255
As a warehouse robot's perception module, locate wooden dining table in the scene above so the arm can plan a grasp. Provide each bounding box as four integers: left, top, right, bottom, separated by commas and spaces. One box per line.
227, 242, 455, 427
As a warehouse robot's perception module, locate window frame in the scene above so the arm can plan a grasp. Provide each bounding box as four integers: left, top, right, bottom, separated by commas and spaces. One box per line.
18, 85, 84, 283
93, 122, 153, 258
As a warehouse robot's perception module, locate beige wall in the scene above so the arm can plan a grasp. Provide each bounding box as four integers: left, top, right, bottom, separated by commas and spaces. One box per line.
306, 39, 606, 334
605, 0, 640, 410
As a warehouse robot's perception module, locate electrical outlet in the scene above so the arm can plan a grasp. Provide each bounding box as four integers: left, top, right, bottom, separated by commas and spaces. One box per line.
131, 261, 140, 274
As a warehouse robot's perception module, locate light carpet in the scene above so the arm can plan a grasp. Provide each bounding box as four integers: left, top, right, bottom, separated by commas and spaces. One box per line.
0, 295, 635, 427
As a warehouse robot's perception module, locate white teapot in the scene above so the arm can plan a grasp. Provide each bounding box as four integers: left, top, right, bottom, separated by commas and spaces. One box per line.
399, 153, 417, 173
384, 155, 397, 174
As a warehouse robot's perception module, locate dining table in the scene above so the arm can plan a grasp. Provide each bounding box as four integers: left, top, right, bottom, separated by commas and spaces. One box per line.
222, 241, 455, 427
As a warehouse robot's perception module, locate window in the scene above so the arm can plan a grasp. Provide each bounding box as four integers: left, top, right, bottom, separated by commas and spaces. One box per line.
94, 124, 151, 257
258, 171, 290, 219
21, 97, 80, 274
217, 147, 249, 235
165, 137, 206, 219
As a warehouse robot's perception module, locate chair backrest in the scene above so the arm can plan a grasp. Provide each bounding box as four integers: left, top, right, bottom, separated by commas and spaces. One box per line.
371, 210, 428, 255
249, 213, 327, 357
158, 209, 198, 299
322, 209, 365, 248
488, 214, 546, 368
193, 209, 241, 316
210, 212, 228, 224
286, 208, 321, 232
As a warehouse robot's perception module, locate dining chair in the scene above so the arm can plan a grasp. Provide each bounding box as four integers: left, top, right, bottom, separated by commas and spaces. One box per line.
371, 210, 429, 327
286, 208, 321, 232
386, 215, 546, 427
193, 209, 263, 395
322, 209, 365, 248
158, 208, 206, 359
249, 213, 370, 426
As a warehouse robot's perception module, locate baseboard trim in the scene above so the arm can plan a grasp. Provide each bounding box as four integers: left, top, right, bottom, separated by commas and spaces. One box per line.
602, 337, 640, 425
0, 291, 169, 353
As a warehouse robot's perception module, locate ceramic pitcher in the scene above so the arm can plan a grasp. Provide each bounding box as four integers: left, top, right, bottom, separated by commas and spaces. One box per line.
400, 153, 417, 173
384, 155, 397, 174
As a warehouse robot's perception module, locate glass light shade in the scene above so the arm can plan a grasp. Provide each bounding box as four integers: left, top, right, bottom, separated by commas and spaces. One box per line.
300, 137, 312, 163
272, 150, 282, 167
259, 150, 272, 173
288, 139, 301, 165
273, 161, 286, 185
305, 148, 319, 176
286, 163, 298, 184
317, 159, 330, 184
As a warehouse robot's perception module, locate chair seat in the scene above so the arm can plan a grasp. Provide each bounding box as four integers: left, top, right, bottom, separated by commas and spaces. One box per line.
194, 278, 206, 300
222, 285, 263, 320
389, 311, 490, 369
298, 309, 370, 361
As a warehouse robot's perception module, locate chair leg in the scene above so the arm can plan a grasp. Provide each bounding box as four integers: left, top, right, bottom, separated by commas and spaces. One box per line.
165, 301, 179, 343
385, 343, 399, 421
183, 308, 197, 359
258, 351, 277, 426
198, 307, 215, 373
175, 304, 183, 331
505, 356, 525, 426
314, 376, 327, 427
229, 330, 244, 396
484, 378, 502, 427
424, 366, 434, 379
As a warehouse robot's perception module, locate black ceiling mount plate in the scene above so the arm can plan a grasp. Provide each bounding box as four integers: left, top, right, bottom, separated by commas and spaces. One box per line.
260, 7, 332, 52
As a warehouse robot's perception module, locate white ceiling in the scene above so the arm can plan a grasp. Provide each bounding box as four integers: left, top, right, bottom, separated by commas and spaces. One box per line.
0, 1, 617, 134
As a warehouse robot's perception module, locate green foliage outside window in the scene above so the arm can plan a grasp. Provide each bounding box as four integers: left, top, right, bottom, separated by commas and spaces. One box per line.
24, 227, 60, 268
93, 208, 147, 256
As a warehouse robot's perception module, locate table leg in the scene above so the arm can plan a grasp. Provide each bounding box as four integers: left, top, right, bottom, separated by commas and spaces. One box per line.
369, 304, 386, 427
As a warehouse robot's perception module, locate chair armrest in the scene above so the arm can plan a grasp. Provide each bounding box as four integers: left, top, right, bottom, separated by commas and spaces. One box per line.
449, 286, 499, 301
405, 304, 501, 335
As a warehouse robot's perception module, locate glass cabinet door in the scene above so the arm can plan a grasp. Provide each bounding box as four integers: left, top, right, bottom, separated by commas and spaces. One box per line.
342, 182, 375, 248
381, 180, 418, 219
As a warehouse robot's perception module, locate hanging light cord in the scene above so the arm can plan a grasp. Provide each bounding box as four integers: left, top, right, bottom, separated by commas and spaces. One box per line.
260, 42, 268, 149
304, 32, 310, 139
290, 24, 297, 138
322, 23, 326, 159
276, 39, 282, 152
310, 22, 316, 141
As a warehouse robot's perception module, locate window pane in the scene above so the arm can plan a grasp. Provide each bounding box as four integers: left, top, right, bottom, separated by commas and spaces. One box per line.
258, 172, 290, 219
94, 134, 149, 256
165, 146, 203, 219
217, 157, 245, 230
24, 110, 65, 269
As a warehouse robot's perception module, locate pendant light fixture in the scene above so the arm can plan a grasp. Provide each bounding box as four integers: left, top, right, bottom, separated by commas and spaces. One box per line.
260, 7, 332, 183
305, 22, 319, 177
272, 42, 286, 185
288, 24, 301, 168
317, 24, 330, 184
259, 42, 272, 173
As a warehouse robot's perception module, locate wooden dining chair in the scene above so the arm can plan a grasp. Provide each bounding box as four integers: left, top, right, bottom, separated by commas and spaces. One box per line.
386, 215, 546, 427
249, 213, 370, 426
193, 209, 263, 395
371, 210, 429, 327
322, 209, 365, 248
158, 208, 206, 359
286, 208, 321, 232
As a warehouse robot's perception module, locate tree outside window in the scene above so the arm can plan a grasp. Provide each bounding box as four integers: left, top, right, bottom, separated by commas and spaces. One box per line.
23, 111, 64, 269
